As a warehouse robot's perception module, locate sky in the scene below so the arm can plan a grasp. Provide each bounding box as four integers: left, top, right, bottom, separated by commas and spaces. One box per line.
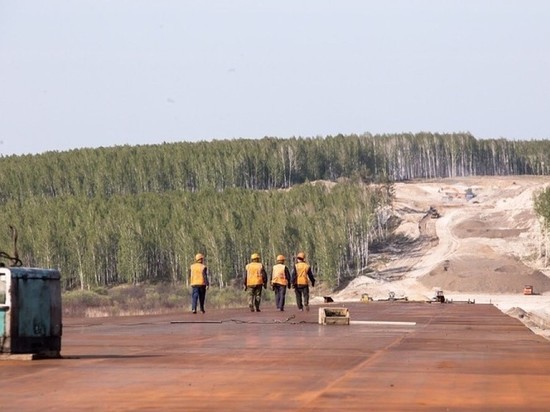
1, 0, 549, 156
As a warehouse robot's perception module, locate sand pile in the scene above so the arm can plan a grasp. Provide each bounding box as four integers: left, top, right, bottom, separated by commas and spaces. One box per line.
420, 253, 550, 294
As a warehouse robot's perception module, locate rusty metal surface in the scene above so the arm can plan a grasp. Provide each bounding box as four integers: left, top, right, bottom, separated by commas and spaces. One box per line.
2, 302, 550, 411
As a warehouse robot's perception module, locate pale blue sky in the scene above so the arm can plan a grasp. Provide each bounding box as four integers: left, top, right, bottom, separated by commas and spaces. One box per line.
1, 0, 549, 156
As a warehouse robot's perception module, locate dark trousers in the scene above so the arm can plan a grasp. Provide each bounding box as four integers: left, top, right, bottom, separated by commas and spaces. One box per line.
191, 285, 207, 312
273, 284, 287, 310
294, 286, 310, 310
247, 285, 264, 311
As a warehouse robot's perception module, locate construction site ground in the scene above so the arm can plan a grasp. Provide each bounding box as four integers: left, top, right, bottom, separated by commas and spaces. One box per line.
3, 302, 550, 411
331, 175, 550, 339
3, 175, 550, 410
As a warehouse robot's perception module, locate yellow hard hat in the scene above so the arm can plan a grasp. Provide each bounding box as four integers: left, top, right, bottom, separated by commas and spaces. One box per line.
251, 253, 260, 261
296, 252, 305, 260
195, 253, 204, 262
276, 255, 285, 262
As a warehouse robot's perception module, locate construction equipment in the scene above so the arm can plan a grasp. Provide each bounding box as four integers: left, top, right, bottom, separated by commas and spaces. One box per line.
1, 267, 62, 358
465, 188, 476, 201
434, 290, 445, 303
360, 293, 373, 303
428, 206, 440, 219
0, 226, 62, 358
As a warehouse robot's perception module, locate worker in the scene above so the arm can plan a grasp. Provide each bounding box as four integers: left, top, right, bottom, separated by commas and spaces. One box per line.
244, 252, 268, 312
291, 252, 316, 311
271, 254, 291, 311
189, 253, 209, 314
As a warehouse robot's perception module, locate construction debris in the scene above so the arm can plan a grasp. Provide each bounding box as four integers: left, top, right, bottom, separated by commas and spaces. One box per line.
350, 320, 416, 326
376, 291, 408, 302
318, 307, 350, 325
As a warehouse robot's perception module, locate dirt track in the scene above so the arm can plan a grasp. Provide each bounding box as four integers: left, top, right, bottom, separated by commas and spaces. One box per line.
330, 175, 550, 336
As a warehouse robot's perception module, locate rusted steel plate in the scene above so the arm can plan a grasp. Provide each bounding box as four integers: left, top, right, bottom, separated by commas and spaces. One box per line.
2, 302, 550, 410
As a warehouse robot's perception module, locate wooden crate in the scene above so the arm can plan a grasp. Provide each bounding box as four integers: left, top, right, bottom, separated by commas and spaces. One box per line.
318, 307, 350, 325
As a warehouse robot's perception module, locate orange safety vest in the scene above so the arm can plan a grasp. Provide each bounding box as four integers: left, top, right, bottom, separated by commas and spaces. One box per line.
295, 261, 311, 286
246, 262, 265, 286
190, 263, 207, 286
271, 264, 288, 286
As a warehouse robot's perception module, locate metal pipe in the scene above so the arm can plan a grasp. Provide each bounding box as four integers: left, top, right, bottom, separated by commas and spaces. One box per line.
350, 320, 416, 326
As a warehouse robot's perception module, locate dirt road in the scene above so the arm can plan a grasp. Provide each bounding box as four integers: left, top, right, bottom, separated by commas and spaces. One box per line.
329, 175, 550, 337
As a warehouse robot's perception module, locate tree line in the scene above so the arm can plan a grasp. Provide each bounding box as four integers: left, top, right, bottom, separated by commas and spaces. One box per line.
534, 186, 550, 267
0, 132, 549, 291
1, 133, 549, 202
0, 182, 391, 291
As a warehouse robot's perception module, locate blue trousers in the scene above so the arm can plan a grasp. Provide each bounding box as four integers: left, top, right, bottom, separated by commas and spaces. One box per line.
273, 284, 287, 310
191, 285, 207, 312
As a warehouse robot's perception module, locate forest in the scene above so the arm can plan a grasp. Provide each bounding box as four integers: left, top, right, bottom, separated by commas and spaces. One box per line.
0, 132, 549, 292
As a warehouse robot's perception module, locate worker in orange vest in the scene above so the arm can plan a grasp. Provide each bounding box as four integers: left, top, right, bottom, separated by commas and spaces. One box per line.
291, 252, 316, 311
271, 254, 291, 311
189, 253, 209, 314
244, 252, 268, 312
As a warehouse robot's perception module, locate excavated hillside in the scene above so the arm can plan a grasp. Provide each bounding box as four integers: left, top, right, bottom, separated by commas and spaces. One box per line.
327, 175, 550, 336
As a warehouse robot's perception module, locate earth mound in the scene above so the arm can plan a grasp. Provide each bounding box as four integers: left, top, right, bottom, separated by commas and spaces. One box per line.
419, 253, 550, 294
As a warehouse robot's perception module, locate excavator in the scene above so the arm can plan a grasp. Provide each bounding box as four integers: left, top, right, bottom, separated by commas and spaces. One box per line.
428, 206, 440, 219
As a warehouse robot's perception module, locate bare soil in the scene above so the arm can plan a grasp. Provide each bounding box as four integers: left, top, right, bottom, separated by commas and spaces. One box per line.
323, 175, 550, 337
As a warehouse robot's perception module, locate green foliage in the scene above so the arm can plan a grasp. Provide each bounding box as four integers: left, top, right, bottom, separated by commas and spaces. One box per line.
534, 187, 550, 228
205, 287, 249, 309
0, 180, 388, 290
62, 290, 112, 316
63, 290, 111, 307
1, 133, 549, 298
2, 133, 548, 204
62, 283, 188, 316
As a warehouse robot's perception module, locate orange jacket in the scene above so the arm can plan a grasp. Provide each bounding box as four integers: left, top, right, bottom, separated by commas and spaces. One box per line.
190, 263, 208, 286
246, 262, 266, 286
271, 264, 289, 286
293, 261, 314, 286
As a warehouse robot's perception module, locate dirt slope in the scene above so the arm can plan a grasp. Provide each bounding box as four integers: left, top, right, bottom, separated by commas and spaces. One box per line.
324, 175, 550, 337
